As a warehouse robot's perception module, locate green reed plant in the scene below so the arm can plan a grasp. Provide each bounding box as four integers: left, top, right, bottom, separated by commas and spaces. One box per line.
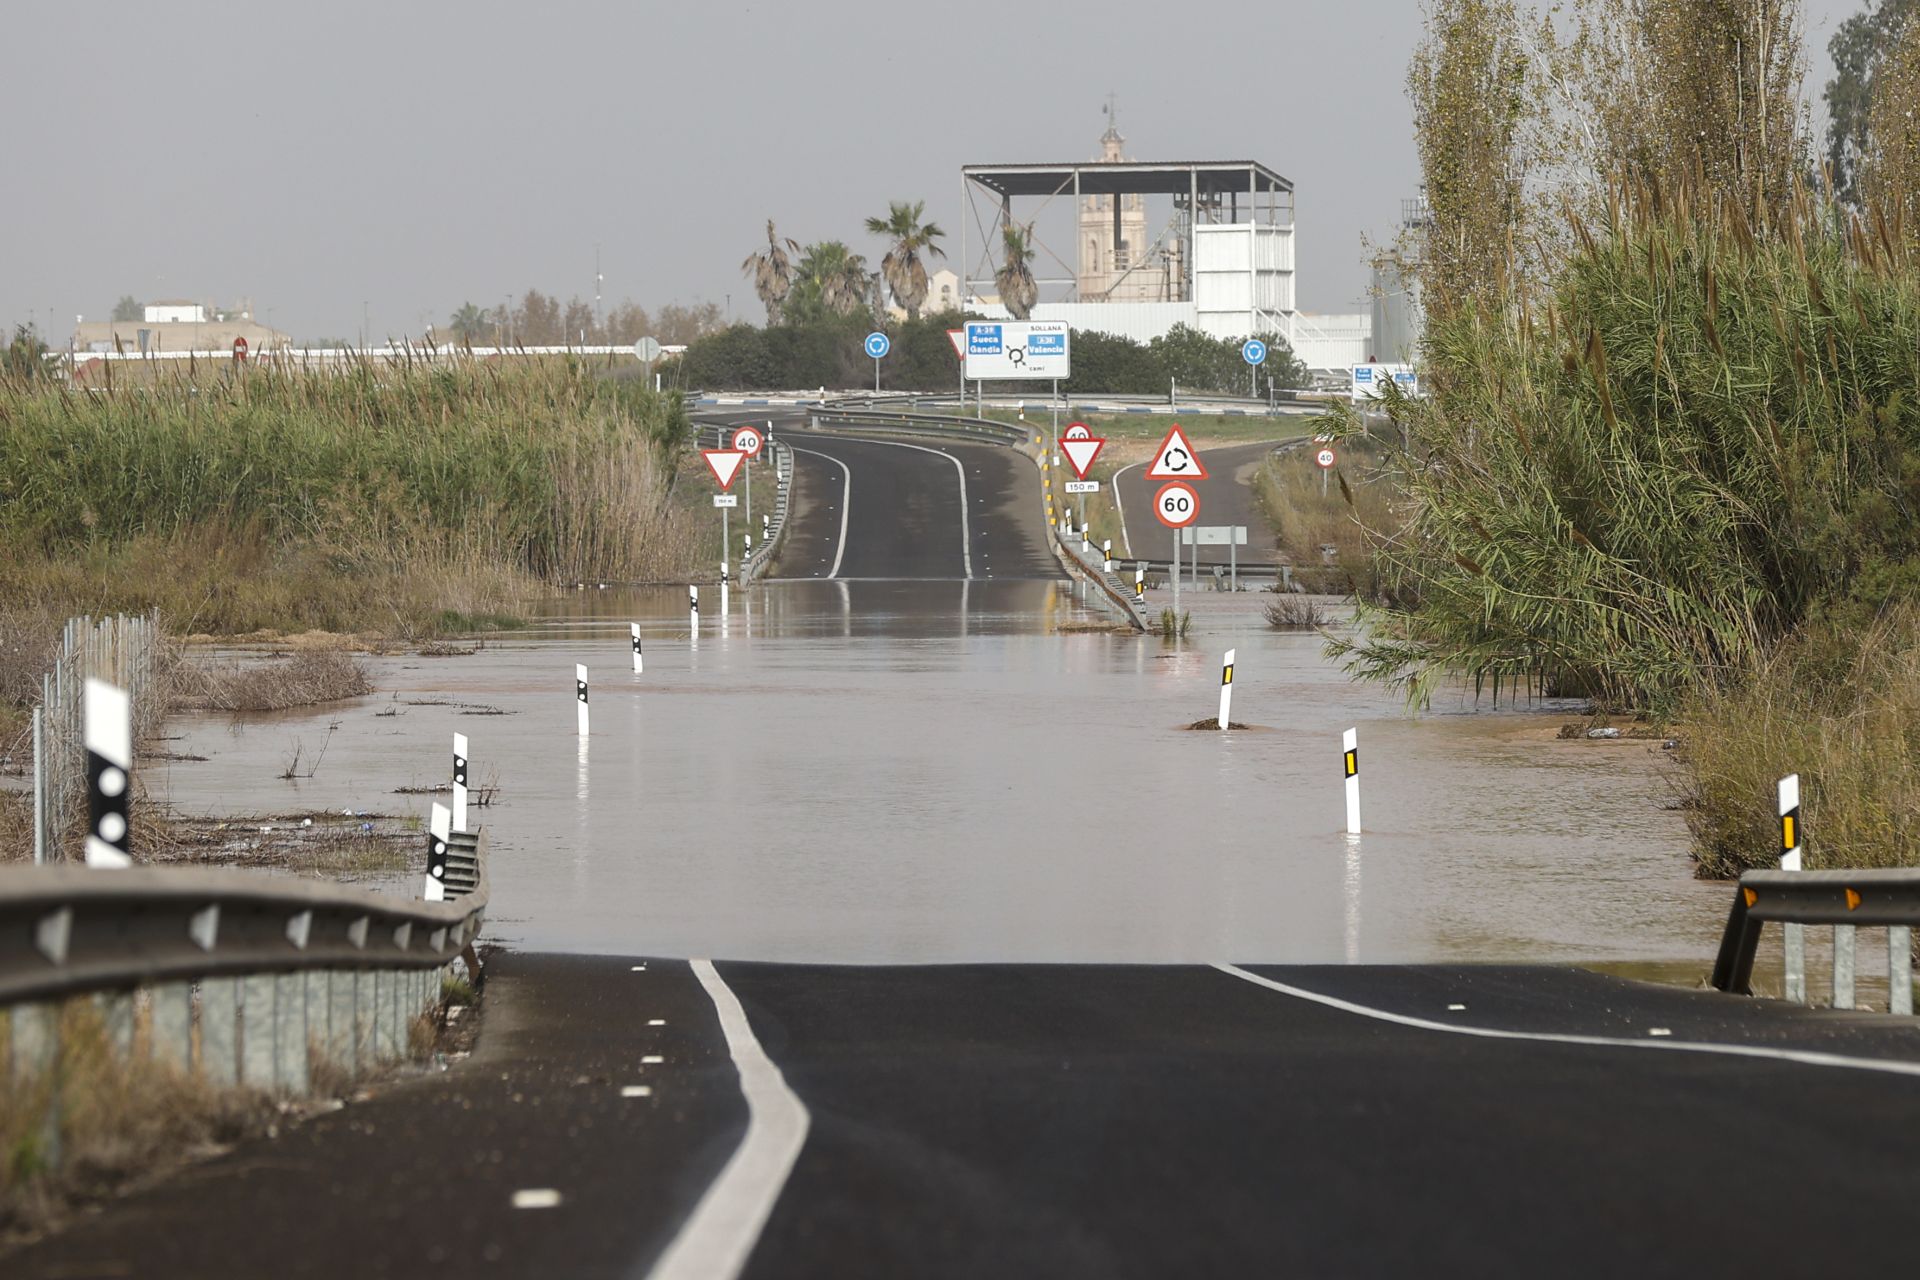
1330, 186, 1920, 714
0, 357, 698, 633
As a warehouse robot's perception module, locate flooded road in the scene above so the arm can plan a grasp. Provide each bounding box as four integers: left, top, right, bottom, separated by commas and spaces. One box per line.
157, 582, 1730, 968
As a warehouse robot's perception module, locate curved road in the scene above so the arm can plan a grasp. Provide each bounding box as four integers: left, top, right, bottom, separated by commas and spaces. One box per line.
775, 432, 1058, 581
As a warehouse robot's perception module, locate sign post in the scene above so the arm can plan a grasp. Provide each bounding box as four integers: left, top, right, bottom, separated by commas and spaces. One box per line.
1241, 338, 1266, 399
864, 331, 890, 393
703, 449, 746, 594
731, 426, 764, 548
1060, 432, 1104, 536
1315, 439, 1336, 498
1153, 481, 1201, 617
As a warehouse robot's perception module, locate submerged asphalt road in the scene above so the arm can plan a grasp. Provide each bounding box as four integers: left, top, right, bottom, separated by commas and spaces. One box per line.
19, 954, 1920, 1279
777, 432, 1058, 581
1114, 438, 1292, 568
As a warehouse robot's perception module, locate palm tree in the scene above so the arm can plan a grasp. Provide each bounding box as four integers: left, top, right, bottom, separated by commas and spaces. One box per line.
995, 224, 1038, 319
741, 220, 800, 324
864, 200, 946, 320
793, 242, 872, 318
448, 302, 489, 344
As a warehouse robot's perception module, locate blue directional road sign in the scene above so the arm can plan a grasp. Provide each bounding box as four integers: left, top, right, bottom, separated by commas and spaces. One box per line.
864, 331, 891, 359
1242, 338, 1268, 366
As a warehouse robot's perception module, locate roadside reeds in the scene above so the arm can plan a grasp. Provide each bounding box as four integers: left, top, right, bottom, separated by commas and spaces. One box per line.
0, 358, 698, 635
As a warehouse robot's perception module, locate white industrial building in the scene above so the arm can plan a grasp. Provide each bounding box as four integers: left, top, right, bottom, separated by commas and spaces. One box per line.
960, 124, 1372, 375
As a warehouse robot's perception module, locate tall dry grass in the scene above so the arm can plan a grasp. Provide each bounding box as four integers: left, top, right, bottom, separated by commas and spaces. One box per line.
1253, 437, 1399, 596
1681, 605, 1920, 877
0, 357, 700, 635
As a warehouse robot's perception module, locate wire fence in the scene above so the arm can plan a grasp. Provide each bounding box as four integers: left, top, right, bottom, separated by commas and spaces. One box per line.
33, 613, 162, 863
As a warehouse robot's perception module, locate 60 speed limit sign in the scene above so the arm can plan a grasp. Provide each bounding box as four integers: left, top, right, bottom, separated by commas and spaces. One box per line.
1153, 481, 1201, 529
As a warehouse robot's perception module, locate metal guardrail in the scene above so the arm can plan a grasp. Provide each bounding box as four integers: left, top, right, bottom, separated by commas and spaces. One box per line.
808, 408, 1033, 449
2, 833, 488, 1099
1712, 868, 1917, 1013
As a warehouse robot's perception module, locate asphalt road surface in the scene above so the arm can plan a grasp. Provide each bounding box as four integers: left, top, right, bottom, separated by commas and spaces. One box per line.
1113, 439, 1294, 568
776, 432, 1057, 581
18, 954, 1920, 1279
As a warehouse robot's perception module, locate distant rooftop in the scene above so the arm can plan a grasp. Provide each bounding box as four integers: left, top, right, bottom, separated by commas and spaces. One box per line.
962, 159, 1293, 199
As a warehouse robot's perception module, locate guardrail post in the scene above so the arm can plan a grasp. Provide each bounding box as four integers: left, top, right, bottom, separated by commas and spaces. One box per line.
241, 974, 277, 1087
96, 991, 135, 1058
1833, 925, 1856, 1010
9, 1002, 57, 1084
326, 971, 355, 1073
355, 971, 376, 1069
152, 981, 193, 1071
274, 973, 309, 1093
200, 979, 240, 1085
1889, 927, 1913, 1016
375, 970, 397, 1060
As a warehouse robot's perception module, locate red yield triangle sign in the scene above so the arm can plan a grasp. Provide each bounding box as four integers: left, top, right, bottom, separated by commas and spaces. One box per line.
703, 449, 747, 491
947, 329, 966, 359
1145, 424, 1209, 481
1060, 436, 1105, 479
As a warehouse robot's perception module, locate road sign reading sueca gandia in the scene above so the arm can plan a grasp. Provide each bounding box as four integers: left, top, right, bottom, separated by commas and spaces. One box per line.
963, 321, 1069, 380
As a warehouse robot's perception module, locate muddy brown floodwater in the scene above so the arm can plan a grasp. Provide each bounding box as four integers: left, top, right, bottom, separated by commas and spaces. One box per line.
157, 581, 1732, 970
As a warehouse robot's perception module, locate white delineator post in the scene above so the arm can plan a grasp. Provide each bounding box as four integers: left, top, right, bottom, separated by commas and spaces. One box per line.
452, 733, 469, 833
1134, 565, 1145, 602
1780, 773, 1804, 1004
631, 623, 644, 675
424, 801, 451, 902
689, 584, 700, 634
575, 664, 590, 738
85, 677, 133, 868
1217, 650, 1235, 730
1343, 728, 1361, 836
1103, 540, 1113, 574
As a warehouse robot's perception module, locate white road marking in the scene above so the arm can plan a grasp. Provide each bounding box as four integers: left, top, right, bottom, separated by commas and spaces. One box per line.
649, 1018, 667, 1026
642, 1054, 664, 1064
512, 1188, 563, 1209
631, 965, 647, 972
789, 446, 850, 579
622, 1085, 654, 1098
1214, 964, 1920, 1080
647, 960, 810, 1280
858, 438, 973, 579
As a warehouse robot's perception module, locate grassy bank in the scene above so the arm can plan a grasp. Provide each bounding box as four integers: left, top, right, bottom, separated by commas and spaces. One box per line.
0, 358, 702, 637
1252, 435, 1397, 596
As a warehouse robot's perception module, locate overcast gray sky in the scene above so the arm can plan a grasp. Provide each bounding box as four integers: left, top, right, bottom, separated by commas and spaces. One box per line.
3, 0, 1864, 343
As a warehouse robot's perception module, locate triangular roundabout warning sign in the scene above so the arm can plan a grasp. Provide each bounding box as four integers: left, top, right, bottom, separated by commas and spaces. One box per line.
1145, 424, 1208, 481
1060, 436, 1105, 479
702, 449, 747, 491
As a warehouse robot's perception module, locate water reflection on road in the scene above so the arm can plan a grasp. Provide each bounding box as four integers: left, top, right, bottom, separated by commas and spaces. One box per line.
159, 582, 1729, 967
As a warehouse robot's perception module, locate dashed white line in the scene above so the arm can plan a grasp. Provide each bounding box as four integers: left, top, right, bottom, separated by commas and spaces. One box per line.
645, 960, 810, 1280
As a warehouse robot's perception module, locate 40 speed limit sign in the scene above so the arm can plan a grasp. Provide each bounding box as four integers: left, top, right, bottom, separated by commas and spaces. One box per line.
1153, 481, 1201, 529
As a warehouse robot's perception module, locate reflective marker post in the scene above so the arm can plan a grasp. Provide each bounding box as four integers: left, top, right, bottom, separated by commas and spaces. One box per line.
452, 733, 469, 832
1780, 773, 1804, 1003
85, 677, 132, 868
1218, 649, 1235, 730
575, 664, 590, 738
424, 802, 450, 902
1343, 728, 1361, 835
631, 623, 644, 675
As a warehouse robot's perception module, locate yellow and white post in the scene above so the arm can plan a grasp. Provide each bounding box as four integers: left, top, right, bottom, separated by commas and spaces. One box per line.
1343, 728, 1361, 835
1103, 540, 1113, 574
1779, 773, 1804, 1003
1134, 565, 1145, 603
575, 664, 590, 738
1217, 649, 1235, 730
